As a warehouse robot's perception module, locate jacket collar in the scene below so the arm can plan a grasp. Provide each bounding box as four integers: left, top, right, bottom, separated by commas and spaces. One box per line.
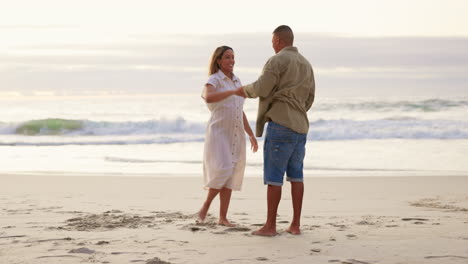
279, 46, 298, 54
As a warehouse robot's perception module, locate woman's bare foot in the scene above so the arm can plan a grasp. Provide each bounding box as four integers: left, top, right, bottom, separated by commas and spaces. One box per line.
218, 219, 236, 227
286, 225, 301, 235
251, 225, 277, 237
197, 205, 209, 222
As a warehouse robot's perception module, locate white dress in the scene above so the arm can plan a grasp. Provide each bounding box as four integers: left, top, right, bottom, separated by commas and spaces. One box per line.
203, 70, 246, 191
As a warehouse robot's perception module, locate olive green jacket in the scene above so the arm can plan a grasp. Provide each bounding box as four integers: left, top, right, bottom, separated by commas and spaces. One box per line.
243, 46, 315, 136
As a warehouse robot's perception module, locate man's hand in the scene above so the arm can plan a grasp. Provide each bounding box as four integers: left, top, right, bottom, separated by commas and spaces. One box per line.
234, 87, 246, 98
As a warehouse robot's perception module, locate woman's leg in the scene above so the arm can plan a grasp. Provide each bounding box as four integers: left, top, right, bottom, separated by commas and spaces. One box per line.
198, 188, 220, 222
218, 187, 235, 226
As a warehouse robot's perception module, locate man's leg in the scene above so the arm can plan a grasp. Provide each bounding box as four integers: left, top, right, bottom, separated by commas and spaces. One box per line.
287, 181, 304, 234
253, 121, 292, 236
286, 131, 306, 235
252, 184, 282, 236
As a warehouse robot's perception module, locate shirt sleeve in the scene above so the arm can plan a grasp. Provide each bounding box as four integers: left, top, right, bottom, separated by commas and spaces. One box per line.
305, 70, 315, 111
243, 57, 281, 98
202, 75, 219, 100
206, 75, 218, 88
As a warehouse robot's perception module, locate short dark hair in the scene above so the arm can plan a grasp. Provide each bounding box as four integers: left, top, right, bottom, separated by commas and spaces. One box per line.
273, 25, 294, 45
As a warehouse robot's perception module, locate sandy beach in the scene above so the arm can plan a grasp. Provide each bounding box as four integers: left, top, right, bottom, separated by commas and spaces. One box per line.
2, 1, 468, 263
1, 174, 467, 264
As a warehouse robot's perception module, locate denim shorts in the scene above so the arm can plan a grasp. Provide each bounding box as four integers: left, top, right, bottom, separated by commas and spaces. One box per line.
264, 121, 307, 186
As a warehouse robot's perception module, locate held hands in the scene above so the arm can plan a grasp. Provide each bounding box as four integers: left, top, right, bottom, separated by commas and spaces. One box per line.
234, 87, 247, 98
249, 135, 258, 153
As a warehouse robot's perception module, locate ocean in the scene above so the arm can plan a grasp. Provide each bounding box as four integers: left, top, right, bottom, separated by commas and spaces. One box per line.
1, 94, 467, 177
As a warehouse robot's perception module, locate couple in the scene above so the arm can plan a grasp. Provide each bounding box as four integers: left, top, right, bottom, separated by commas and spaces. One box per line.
199, 25, 315, 236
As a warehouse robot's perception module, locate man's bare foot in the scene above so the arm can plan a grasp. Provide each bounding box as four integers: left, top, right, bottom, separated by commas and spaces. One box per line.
218, 219, 236, 227
286, 225, 301, 235
251, 226, 277, 237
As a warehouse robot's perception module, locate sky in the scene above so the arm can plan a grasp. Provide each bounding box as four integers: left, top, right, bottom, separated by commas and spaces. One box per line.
1, 0, 468, 97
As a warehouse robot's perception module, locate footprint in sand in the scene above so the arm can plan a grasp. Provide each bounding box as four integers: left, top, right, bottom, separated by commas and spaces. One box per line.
212, 231, 228, 235
61, 211, 158, 231
146, 257, 173, 264
310, 248, 321, 254
224, 227, 251, 232
356, 220, 375, 225
401, 218, 430, 225
0, 235, 26, 239
37, 255, 81, 259
327, 223, 348, 230
111, 251, 148, 255
189, 227, 206, 232
424, 255, 468, 260
233, 212, 248, 216
401, 218, 428, 221
410, 197, 468, 212
341, 259, 370, 264
68, 247, 96, 254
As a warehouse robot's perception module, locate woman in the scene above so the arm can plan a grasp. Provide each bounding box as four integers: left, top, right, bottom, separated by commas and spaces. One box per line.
199, 46, 258, 226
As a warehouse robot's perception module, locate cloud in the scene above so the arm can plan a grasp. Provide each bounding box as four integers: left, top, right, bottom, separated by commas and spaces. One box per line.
1, 33, 467, 96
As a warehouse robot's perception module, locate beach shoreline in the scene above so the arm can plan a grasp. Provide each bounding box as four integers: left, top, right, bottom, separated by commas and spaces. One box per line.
1, 174, 467, 264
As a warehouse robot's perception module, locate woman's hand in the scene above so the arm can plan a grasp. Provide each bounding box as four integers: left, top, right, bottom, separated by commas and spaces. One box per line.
234, 87, 246, 98
249, 135, 258, 153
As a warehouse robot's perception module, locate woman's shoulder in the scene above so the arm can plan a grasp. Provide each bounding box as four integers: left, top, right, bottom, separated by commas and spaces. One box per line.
208, 71, 221, 80
208, 72, 221, 84
206, 72, 221, 87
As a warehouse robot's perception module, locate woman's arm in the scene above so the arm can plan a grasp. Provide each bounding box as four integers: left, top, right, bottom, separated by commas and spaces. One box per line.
243, 112, 258, 152
242, 112, 254, 137
202, 84, 235, 103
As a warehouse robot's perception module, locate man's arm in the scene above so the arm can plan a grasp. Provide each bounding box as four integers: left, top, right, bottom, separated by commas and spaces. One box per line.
305, 72, 315, 111
244, 70, 279, 98
234, 58, 280, 99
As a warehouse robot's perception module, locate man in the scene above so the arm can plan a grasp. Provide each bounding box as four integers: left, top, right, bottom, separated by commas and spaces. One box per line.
235, 25, 315, 236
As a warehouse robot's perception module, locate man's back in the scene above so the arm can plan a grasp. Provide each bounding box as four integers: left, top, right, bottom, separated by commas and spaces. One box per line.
266, 46, 315, 131
243, 46, 315, 136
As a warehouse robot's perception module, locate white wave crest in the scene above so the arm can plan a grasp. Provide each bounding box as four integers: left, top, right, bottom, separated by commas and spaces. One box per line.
1, 117, 468, 146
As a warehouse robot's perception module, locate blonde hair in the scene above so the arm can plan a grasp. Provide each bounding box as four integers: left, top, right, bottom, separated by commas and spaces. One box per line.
208, 46, 233, 75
